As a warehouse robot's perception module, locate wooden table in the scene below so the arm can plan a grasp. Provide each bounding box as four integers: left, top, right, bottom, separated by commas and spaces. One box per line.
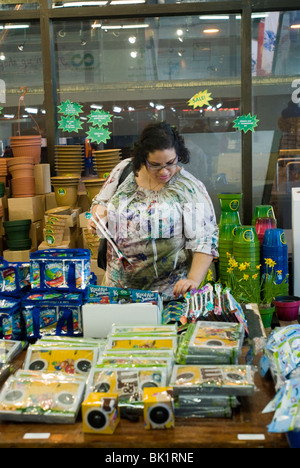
0, 350, 289, 449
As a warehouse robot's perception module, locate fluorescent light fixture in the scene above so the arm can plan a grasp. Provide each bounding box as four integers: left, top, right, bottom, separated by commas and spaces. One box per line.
290, 24, 300, 29
149, 102, 155, 107
0, 53, 5, 60
155, 104, 165, 110
110, 0, 145, 4
62, 1, 107, 6
113, 106, 122, 113
2, 24, 30, 29
203, 28, 219, 34
128, 106, 135, 111
199, 15, 229, 20
90, 104, 103, 109
92, 23, 148, 29
25, 107, 38, 114
4, 114, 14, 119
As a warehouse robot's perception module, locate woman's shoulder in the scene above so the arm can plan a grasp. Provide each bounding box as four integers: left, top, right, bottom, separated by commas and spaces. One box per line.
174, 167, 208, 192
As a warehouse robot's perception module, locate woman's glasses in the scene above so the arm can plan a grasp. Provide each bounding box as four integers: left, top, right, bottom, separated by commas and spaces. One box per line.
145, 155, 178, 171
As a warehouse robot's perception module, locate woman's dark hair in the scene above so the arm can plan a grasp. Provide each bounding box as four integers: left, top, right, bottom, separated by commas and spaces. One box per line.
131, 121, 190, 174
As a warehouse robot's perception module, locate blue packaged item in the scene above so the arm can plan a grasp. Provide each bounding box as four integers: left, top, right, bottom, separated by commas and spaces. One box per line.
87, 284, 161, 306
30, 249, 91, 293
0, 298, 23, 340
0, 263, 31, 297
22, 291, 84, 339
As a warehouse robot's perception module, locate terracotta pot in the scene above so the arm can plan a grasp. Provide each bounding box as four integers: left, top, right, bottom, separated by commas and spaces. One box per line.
11, 176, 35, 197
7, 158, 35, 178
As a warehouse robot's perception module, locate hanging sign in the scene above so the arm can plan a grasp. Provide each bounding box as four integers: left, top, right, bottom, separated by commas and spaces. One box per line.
188, 90, 213, 109
86, 126, 111, 144
57, 100, 83, 117
87, 109, 112, 127
58, 115, 83, 133
232, 113, 259, 133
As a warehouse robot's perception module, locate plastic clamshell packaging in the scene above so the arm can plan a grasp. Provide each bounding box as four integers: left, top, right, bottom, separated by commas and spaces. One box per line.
0, 370, 85, 423
23, 346, 99, 376
170, 364, 255, 396
85, 366, 169, 403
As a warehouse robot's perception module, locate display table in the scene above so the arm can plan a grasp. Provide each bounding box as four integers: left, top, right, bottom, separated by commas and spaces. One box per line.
0, 349, 289, 449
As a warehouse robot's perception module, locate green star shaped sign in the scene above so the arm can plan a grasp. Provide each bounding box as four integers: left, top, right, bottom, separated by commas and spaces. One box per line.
233, 113, 259, 133
57, 100, 83, 117
86, 126, 111, 144
87, 109, 112, 127
58, 115, 83, 133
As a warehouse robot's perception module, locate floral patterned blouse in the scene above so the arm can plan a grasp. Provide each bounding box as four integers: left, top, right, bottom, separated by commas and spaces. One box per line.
91, 158, 219, 299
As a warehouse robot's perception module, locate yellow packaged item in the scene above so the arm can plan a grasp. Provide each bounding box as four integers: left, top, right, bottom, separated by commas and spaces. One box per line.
143, 386, 174, 430
82, 392, 120, 434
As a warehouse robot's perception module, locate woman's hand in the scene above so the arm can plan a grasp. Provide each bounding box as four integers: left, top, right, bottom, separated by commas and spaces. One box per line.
173, 278, 199, 298
87, 205, 107, 234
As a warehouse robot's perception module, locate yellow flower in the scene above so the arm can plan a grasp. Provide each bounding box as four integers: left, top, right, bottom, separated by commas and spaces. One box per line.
256, 264, 261, 270
226, 252, 231, 258
244, 262, 250, 268
243, 274, 249, 280
276, 270, 282, 275
252, 273, 258, 279
227, 267, 233, 273
228, 257, 238, 268
239, 263, 246, 271
207, 269, 213, 281
265, 258, 276, 268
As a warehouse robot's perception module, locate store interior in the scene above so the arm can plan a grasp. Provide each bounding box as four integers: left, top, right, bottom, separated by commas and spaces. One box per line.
0, 0, 300, 449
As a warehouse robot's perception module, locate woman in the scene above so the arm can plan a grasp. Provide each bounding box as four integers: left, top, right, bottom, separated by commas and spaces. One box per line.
88, 121, 218, 300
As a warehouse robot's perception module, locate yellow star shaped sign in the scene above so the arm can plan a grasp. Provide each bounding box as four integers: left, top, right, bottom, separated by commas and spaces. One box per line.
188, 90, 213, 109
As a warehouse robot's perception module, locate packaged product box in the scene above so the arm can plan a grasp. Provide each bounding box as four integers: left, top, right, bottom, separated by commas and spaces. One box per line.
30, 220, 44, 249
44, 192, 57, 211
3, 249, 35, 263
79, 212, 89, 228
34, 164, 51, 194
82, 392, 120, 434
38, 240, 71, 250
143, 387, 174, 430
8, 195, 45, 222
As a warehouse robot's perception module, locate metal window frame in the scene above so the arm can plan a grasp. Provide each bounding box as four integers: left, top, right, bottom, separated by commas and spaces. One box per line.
1, 0, 300, 222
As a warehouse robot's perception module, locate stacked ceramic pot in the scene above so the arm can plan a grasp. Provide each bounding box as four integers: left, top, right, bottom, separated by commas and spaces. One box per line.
3, 219, 32, 251
10, 135, 42, 164
84, 178, 106, 204
92, 149, 121, 180
232, 225, 261, 285
0, 159, 7, 186
55, 145, 84, 177
252, 204, 277, 245
261, 228, 289, 294
217, 193, 242, 284
50, 176, 80, 208
7, 156, 35, 198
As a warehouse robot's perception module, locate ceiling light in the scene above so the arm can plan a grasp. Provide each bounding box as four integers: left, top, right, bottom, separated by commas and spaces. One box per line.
130, 51, 137, 58
290, 24, 300, 29
0, 53, 5, 61
113, 106, 122, 113
128, 35, 136, 44
203, 28, 219, 34
17, 43, 25, 51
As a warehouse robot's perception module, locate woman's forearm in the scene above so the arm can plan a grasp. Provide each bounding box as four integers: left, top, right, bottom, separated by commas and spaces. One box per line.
187, 252, 214, 286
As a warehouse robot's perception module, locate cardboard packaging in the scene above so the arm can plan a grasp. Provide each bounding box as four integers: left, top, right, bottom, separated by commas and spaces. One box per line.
82, 393, 120, 434
30, 220, 44, 249
38, 240, 71, 250
8, 195, 45, 222
3, 248, 35, 263
82, 302, 161, 339
143, 387, 174, 430
34, 164, 51, 194
44, 192, 57, 211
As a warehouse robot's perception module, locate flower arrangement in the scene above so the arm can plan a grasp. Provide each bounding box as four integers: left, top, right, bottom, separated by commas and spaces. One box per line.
225, 254, 289, 307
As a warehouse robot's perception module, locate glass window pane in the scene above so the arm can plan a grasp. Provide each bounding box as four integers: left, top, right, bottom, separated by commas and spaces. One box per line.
0, 1, 39, 10
54, 14, 241, 218
252, 10, 300, 234
0, 22, 45, 154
